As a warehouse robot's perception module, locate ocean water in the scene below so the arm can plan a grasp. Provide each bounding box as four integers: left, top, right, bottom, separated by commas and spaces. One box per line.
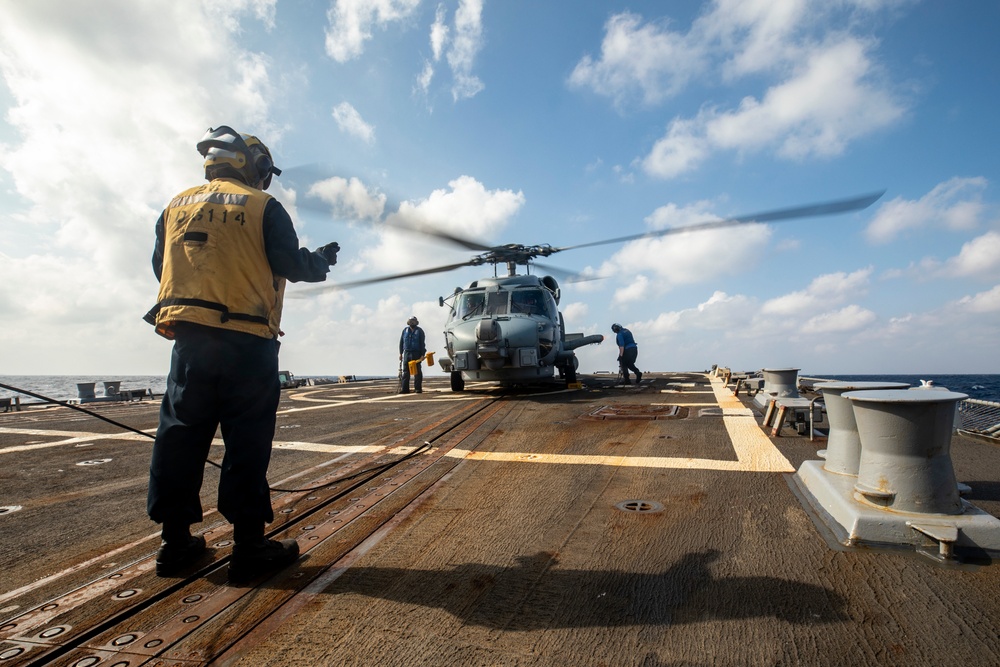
810, 374, 1000, 403
0, 375, 390, 404
3, 373, 999, 405
0, 376, 168, 403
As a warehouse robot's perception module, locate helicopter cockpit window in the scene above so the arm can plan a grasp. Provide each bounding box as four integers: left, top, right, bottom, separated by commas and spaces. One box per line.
510, 289, 549, 317
486, 290, 508, 316
456, 291, 486, 320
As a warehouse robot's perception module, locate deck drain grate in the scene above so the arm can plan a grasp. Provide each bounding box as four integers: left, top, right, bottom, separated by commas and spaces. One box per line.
615, 500, 664, 513
582, 405, 680, 421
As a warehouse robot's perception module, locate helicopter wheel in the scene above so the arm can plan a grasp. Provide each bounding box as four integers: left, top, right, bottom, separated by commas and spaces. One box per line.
450, 371, 465, 392
563, 363, 577, 386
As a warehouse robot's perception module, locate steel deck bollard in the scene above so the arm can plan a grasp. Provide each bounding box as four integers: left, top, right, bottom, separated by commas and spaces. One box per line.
815, 381, 910, 476
846, 389, 968, 515
761, 368, 800, 398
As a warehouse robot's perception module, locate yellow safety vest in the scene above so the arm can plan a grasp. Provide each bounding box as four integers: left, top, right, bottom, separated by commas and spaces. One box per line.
146, 178, 286, 339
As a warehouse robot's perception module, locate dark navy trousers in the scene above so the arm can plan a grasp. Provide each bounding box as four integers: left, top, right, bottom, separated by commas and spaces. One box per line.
620, 347, 640, 382
147, 323, 280, 527
401, 350, 423, 392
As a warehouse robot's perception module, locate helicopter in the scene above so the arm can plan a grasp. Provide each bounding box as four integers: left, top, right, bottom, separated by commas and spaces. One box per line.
292, 188, 885, 391
435, 251, 603, 391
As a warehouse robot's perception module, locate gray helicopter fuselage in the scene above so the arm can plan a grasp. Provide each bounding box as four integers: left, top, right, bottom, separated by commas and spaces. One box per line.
440, 274, 585, 384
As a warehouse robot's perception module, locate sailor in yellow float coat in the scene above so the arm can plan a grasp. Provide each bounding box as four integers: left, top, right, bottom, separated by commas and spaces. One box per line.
147, 177, 287, 340
145, 126, 340, 582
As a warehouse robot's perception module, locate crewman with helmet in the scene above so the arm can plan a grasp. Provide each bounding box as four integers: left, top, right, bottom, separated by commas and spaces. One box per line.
399, 316, 426, 393
145, 126, 341, 582
611, 323, 642, 385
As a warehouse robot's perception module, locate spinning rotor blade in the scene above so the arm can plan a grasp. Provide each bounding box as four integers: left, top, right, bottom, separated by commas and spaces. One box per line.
289, 260, 478, 297
531, 261, 606, 284
284, 163, 494, 253
553, 191, 885, 254
372, 219, 495, 252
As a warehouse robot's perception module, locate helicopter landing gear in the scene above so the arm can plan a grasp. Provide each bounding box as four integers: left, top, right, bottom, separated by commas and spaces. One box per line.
562, 359, 578, 387
450, 371, 465, 392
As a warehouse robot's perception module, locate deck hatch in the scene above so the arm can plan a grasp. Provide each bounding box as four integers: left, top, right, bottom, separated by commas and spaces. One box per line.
582, 404, 680, 420
615, 500, 664, 513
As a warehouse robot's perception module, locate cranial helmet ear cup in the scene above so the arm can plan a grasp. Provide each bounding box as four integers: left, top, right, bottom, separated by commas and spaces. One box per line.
256, 153, 273, 190
254, 152, 273, 179
241, 134, 281, 190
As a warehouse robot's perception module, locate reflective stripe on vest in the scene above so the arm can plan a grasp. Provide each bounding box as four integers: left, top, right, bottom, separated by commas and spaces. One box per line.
148, 178, 283, 339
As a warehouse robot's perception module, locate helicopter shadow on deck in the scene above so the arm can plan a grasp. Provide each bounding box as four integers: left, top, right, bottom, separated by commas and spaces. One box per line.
458, 373, 703, 403
292, 549, 848, 629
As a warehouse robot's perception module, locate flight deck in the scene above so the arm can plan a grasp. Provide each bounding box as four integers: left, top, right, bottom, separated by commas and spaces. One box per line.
2, 373, 999, 666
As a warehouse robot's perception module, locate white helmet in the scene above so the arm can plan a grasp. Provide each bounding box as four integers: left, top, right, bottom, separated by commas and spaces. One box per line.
196, 125, 281, 190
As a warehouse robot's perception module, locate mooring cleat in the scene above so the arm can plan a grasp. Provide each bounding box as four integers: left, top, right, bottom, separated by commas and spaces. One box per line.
155, 535, 207, 576
228, 538, 300, 584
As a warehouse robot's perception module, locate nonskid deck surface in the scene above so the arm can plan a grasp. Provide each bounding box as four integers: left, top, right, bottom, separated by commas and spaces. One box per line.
1, 373, 999, 666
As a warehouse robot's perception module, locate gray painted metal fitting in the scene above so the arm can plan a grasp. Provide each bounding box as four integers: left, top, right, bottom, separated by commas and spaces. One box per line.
815, 381, 910, 476
846, 389, 968, 515
761, 368, 800, 398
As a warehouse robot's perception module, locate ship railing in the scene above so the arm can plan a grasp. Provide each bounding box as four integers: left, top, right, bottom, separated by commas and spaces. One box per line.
958, 398, 1000, 438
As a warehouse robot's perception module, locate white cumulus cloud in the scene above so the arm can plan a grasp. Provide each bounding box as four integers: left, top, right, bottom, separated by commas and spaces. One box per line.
643, 37, 904, 177
421, 0, 485, 101
955, 285, 1000, 314
324, 0, 421, 63
762, 268, 873, 316
801, 304, 877, 334
866, 177, 989, 243
600, 200, 774, 288
943, 231, 1000, 279
332, 101, 376, 143
0, 0, 285, 371
569, 4, 907, 178
307, 176, 387, 222
568, 12, 704, 107
360, 175, 525, 275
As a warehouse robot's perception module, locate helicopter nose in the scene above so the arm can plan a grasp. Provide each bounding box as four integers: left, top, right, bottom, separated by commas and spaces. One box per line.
475, 318, 501, 343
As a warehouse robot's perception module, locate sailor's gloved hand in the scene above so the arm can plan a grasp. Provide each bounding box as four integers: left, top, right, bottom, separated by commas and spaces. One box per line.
617, 356, 622, 363
317, 242, 340, 266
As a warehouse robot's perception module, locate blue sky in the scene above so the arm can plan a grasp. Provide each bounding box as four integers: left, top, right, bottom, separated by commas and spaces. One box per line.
1, 0, 998, 377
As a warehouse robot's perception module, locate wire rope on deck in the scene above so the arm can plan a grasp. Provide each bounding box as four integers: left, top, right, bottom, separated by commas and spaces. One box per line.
0, 394, 511, 667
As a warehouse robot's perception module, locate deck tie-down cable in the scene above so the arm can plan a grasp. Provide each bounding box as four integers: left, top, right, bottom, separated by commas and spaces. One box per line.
0, 381, 433, 494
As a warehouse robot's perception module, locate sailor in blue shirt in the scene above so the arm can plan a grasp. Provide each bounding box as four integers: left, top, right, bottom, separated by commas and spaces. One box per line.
399, 316, 426, 393
611, 323, 642, 385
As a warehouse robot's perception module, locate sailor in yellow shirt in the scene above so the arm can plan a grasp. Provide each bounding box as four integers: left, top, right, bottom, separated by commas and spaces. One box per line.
145, 126, 340, 583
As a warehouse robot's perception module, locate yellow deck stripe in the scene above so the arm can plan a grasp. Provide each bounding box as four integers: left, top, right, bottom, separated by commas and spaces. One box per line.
1, 378, 793, 472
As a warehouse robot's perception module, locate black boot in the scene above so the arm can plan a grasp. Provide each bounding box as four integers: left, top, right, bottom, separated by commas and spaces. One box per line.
229, 538, 299, 584
229, 522, 299, 584
156, 523, 206, 576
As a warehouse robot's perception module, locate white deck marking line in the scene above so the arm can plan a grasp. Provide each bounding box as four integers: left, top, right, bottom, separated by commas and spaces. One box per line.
660, 390, 716, 394
272, 442, 385, 454
651, 402, 718, 407
1, 380, 792, 472
0, 428, 395, 456
287, 390, 367, 402
279, 392, 486, 414
0, 428, 155, 454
